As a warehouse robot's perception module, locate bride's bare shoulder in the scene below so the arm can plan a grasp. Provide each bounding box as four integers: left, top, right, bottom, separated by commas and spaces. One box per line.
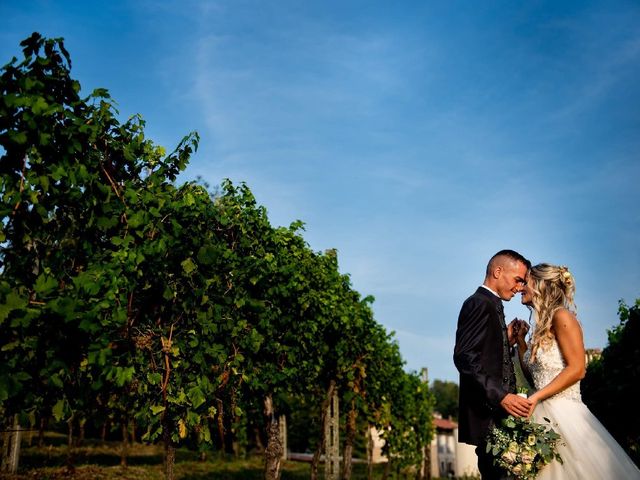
552, 307, 579, 330
552, 308, 584, 351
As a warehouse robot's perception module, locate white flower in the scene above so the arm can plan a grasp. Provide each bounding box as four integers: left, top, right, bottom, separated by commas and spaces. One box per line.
521, 450, 535, 464
501, 450, 517, 464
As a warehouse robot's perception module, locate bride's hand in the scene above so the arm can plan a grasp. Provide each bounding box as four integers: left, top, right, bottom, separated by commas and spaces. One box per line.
527, 394, 540, 417
509, 319, 529, 349
516, 319, 529, 339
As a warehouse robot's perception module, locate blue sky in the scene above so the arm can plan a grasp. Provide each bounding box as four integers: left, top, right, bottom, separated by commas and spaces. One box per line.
2, 1, 639, 383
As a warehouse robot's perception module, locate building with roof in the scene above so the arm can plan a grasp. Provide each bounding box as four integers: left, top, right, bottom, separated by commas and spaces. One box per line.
430, 414, 479, 478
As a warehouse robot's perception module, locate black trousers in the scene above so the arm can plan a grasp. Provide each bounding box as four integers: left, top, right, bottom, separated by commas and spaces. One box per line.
476, 442, 512, 480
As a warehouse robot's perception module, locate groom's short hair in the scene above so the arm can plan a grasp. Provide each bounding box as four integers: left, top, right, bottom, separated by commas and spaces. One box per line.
486, 249, 531, 276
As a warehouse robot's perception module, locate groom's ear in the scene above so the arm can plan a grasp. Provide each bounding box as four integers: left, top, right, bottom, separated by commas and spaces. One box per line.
493, 265, 503, 279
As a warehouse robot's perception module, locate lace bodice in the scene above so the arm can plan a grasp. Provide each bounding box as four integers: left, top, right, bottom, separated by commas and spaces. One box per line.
526, 338, 582, 402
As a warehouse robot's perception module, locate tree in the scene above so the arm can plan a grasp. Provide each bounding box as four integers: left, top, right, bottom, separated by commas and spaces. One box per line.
0, 31, 179, 439
0, 33, 225, 480
431, 379, 459, 421
582, 298, 640, 467
372, 369, 434, 480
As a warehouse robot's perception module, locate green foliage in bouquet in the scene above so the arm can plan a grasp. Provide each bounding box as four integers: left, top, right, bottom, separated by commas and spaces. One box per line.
486, 415, 563, 479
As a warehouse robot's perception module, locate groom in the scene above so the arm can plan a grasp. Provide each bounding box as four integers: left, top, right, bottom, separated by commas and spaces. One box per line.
454, 249, 532, 479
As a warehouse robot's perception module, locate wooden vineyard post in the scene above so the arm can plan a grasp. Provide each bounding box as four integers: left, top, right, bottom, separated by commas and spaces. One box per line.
324, 389, 340, 480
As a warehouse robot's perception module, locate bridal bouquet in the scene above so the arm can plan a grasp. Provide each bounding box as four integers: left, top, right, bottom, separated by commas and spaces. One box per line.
486, 414, 563, 479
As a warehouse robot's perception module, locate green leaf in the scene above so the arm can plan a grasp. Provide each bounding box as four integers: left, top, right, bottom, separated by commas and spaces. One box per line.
201, 425, 211, 443
187, 386, 206, 409
49, 374, 64, 388
128, 211, 146, 229
38, 174, 50, 190
52, 400, 66, 421
196, 245, 218, 265
33, 274, 58, 295
8, 131, 27, 144
51, 165, 66, 180
150, 405, 165, 415
115, 366, 135, 387
1, 341, 20, 352
181, 258, 197, 275
31, 96, 48, 114
0, 291, 28, 324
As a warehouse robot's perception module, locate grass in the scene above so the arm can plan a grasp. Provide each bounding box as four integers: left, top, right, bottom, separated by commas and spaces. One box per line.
0, 433, 465, 479
0, 435, 391, 480
0, 457, 314, 480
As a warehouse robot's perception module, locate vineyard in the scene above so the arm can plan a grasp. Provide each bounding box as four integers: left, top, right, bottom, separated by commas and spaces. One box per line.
0, 34, 435, 479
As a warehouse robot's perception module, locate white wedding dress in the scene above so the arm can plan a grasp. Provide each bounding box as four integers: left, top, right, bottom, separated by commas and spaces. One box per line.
527, 338, 640, 479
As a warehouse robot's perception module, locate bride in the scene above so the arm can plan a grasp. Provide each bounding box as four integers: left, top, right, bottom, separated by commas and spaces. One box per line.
515, 263, 640, 479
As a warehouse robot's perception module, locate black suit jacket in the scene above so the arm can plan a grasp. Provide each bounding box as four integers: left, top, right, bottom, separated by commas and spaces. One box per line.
454, 287, 516, 446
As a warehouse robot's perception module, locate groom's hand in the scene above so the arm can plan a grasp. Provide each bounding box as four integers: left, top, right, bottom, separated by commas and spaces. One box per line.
507, 320, 520, 346
500, 393, 532, 417
508, 319, 529, 347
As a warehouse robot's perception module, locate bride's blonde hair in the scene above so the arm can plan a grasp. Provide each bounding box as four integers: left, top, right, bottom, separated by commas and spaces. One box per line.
529, 263, 576, 359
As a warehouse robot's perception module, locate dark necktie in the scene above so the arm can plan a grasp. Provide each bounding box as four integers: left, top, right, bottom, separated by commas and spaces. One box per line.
496, 300, 505, 326
496, 299, 516, 391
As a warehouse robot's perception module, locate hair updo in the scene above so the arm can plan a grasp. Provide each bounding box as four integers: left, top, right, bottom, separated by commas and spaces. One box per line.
528, 263, 577, 358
